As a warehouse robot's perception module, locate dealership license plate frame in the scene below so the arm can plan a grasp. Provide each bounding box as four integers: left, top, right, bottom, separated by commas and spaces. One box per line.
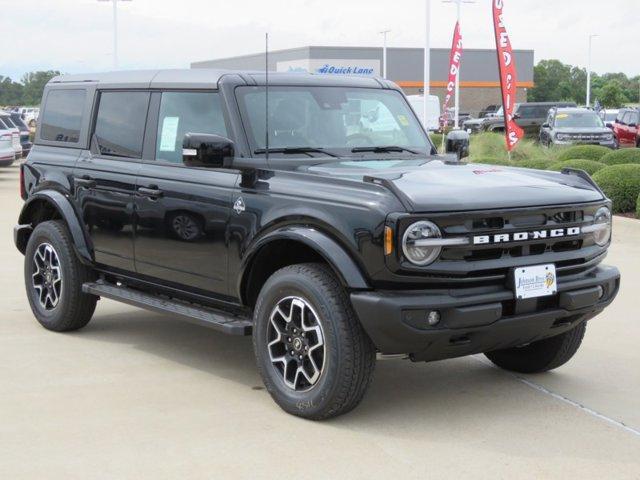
513, 264, 557, 300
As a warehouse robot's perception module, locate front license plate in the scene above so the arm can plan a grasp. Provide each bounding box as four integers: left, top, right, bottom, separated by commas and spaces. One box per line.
514, 264, 557, 300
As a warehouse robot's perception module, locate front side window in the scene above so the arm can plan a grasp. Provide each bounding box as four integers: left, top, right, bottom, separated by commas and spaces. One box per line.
236, 86, 430, 156
156, 91, 228, 164
41, 89, 86, 143
94, 91, 150, 158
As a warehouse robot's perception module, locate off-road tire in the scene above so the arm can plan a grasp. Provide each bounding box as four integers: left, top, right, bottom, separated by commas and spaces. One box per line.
24, 220, 97, 332
253, 263, 376, 420
485, 321, 587, 374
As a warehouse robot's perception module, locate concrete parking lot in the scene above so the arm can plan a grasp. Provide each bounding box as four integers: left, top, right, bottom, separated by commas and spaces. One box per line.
0, 162, 638, 479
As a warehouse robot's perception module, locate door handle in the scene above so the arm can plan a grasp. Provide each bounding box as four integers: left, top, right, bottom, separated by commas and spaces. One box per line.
74, 176, 96, 188
137, 186, 163, 199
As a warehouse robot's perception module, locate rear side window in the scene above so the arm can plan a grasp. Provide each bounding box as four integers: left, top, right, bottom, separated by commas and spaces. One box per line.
94, 91, 150, 158
516, 106, 536, 119
41, 89, 86, 143
155, 91, 228, 164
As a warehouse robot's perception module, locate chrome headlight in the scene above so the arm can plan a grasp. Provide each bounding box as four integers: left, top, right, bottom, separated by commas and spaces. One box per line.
402, 221, 443, 266
602, 133, 614, 140
592, 206, 612, 246
556, 133, 569, 141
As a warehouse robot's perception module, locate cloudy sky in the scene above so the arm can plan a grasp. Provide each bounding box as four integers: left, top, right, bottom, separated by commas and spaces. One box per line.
1, 0, 638, 81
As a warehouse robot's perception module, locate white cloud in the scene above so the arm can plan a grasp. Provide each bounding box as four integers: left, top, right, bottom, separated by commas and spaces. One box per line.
1, 0, 638, 80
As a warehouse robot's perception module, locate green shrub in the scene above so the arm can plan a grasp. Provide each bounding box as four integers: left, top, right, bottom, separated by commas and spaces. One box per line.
592, 164, 640, 213
429, 133, 445, 152
510, 139, 554, 162
599, 148, 640, 166
469, 132, 509, 160
555, 145, 612, 162
513, 157, 556, 170
548, 159, 607, 175
468, 156, 512, 166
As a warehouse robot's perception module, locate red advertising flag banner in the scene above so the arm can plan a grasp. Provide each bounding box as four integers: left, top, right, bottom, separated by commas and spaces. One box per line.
492, 0, 524, 151
442, 21, 463, 121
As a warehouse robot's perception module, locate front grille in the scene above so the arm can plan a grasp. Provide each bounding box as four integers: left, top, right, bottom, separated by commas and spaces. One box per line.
397, 204, 607, 287
563, 134, 608, 141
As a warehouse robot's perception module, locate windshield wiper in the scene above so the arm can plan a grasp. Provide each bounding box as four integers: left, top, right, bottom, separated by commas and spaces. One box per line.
351, 145, 420, 154
254, 147, 339, 158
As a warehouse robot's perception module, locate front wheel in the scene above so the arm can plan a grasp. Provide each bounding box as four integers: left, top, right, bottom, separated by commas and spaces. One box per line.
253, 263, 376, 420
485, 321, 586, 374
24, 220, 97, 332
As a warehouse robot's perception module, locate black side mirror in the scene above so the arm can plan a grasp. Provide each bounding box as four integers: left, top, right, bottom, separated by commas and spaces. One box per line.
512, 113, 521, 120
542, 123, 550, 129
445, 129, 470, 160
182, 133, 234, 168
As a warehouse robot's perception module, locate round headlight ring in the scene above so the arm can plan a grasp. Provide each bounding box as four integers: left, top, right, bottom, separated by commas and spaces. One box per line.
402, 220, 443, 266
593, 206, 612, 246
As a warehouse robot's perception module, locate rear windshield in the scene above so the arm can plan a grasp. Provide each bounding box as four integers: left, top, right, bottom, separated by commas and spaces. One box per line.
40, 89, 86, 143
1, 116, 16, 128
554, 111, 604, 128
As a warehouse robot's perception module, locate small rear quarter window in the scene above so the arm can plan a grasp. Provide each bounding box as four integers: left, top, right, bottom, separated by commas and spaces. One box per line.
41, 89, 87, 143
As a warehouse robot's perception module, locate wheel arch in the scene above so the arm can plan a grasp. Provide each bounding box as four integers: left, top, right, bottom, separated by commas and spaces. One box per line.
16, 190, 92, 262
238, 226, 370, 308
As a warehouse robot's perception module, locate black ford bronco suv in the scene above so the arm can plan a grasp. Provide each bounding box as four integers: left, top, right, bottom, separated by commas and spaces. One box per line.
15, 70, 620, 419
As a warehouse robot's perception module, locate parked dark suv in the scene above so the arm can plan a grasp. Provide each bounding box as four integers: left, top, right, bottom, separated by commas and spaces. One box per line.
14, 70, 619, 419
465, 102, 577, 136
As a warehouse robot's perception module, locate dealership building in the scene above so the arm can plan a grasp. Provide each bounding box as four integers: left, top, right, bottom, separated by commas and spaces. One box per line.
191, 45, 534, 114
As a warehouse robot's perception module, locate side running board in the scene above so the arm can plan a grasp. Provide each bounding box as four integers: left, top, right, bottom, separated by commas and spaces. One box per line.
82, 281, 252, 335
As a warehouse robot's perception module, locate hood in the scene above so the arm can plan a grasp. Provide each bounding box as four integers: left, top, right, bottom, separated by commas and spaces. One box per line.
554, 127, 612, 134
463, 118, 485, 126
300, 158, 603, 212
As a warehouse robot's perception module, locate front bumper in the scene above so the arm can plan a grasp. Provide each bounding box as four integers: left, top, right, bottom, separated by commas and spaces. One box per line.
552, 139, 616, 148
351, 265, 620, 361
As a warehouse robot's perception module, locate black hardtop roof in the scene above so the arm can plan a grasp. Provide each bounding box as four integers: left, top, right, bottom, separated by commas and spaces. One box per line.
48, 69, 392, 90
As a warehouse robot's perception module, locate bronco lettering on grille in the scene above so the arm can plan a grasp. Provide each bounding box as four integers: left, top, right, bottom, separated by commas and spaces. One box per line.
473, 227, 581, 245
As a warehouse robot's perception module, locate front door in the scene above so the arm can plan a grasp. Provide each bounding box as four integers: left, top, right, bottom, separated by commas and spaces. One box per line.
73, 90, 150, 272
134, 91, 239, 297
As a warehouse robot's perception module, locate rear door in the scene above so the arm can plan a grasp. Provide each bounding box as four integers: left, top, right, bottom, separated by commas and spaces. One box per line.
73, 90, 150, 272
627, 111, 639, 147
133, 90, 239, 297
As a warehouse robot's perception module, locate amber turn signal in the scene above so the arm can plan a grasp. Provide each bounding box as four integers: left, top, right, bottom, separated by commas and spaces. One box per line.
384, 226, 394, 256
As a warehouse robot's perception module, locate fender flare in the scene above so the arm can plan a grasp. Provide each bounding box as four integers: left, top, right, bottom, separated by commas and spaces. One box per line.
238, 226, 370, 298
17, 189, 93, 262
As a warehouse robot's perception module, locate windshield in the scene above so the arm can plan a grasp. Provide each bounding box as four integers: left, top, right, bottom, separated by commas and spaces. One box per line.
236, 86, 432, 156
603, 112, 618, 122
554, 111, 604, 128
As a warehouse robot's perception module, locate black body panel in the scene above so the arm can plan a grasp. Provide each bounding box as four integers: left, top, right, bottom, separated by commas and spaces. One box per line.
15, 69, 621, 360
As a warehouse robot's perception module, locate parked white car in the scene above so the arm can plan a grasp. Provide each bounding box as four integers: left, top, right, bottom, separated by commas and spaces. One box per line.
406, 95, 441, 131
0, 113, 23, 162
18, 107, 39, 127
0, 118, 17, 166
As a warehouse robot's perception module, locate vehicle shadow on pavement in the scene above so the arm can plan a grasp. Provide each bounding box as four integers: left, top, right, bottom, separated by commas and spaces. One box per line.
76, 307, 260, 388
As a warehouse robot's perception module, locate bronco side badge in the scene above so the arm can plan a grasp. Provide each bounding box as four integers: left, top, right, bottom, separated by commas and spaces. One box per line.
233, 197, 246, 214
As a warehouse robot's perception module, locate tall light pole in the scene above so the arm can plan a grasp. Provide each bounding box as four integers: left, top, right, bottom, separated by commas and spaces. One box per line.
98, 0, 132, 70
586, 34, 599, 107
424, 0, 431, 129
443, 0, 475, 129
379, 30, 391, 79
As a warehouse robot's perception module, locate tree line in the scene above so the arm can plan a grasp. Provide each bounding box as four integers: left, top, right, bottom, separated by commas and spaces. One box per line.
1, 61, 639, 108
0, 71, 60, 106
529, 60, 639, 108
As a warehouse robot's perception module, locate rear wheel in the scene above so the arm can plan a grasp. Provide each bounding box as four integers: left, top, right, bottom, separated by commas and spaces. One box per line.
24, 220, 97, 332
485, 321, 586, 374
253, 263, 376, 420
